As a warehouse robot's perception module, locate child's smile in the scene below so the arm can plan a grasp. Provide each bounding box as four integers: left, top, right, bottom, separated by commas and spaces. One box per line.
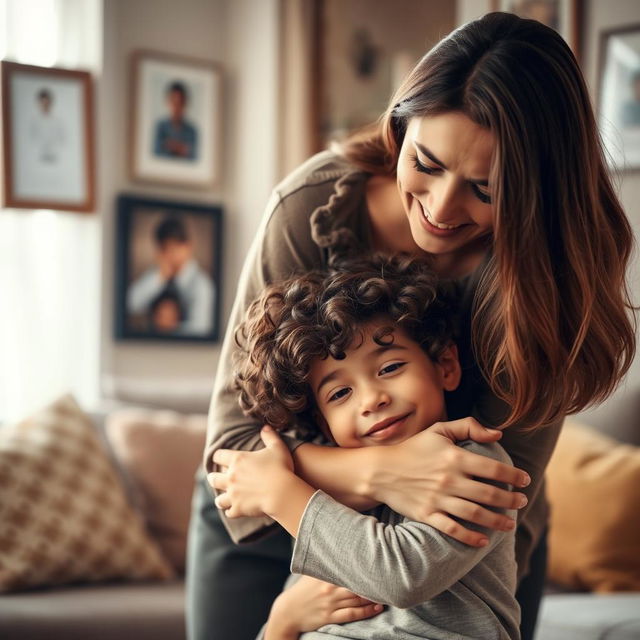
309, 321, 461, 448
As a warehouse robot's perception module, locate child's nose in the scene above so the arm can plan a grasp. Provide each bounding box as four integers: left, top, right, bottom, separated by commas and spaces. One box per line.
361, 388, 391, 415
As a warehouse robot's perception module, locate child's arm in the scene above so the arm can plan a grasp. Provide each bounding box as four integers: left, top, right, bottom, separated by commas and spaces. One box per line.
213, 427, 516, 609
290, 440, 517, 609
210, 425, 314, 536
261, 575, 383, 640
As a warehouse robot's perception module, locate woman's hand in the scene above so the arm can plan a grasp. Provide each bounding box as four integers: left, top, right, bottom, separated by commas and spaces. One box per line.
369, 417, 531, 547
265, 576, 383, 640
210, 426, 295, 519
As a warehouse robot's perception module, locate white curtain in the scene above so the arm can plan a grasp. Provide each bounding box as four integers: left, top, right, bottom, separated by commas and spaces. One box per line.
0, 0, 102, 422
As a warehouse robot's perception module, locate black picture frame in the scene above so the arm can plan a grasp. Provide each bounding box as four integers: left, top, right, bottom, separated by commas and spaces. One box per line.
115, 194, 222, 342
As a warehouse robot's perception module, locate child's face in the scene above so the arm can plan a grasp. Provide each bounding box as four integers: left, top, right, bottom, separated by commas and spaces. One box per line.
309, 321, 461, 448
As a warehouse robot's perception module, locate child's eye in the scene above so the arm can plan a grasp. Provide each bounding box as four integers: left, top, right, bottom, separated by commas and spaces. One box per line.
328, 387, 351, 403
379, 362, 406, 376
411, 155, 439, 175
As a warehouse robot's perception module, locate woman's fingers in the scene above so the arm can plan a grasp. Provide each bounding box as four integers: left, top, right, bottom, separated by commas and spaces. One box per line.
438, 496, 516, 531
431, 418, 531, 488
448, 443, 530, 490
424, 511, 490, 547
430, 416, 500, 442
446, 474, 528, 511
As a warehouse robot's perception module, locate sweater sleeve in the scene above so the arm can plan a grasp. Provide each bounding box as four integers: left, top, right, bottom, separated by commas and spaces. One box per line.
291, 441, 516, 609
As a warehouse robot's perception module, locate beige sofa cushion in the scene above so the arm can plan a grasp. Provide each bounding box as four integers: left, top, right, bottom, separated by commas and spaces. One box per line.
546, 418, 640, 592
104, 408, 207, 573
0, 395, 174, 592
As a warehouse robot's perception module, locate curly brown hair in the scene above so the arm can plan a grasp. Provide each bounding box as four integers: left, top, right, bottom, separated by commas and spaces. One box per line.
234, 254, 456, 437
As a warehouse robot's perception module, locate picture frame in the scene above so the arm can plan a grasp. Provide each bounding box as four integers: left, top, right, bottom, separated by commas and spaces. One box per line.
597, 25, 640, 171
115, 194, 222, 343
130, 50, 222, 189
492, 0, 583, 61
1, 60, 95, 212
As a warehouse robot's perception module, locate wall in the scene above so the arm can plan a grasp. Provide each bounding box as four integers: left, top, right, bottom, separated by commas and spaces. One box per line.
98, 0, 279, 411
321, 0, 454, 141
577, 0, 640, 426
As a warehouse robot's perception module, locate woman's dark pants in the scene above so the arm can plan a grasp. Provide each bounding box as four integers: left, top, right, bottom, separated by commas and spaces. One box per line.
186, 472, 547, 640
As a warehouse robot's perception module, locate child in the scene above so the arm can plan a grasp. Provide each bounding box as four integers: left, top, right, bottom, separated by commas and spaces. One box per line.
212, 255, 520, 640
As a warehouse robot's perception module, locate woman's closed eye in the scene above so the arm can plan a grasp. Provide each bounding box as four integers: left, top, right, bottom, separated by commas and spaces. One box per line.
378, 361, 407, 376
411, 154, 439, 175
411, 154, 492, 204
471, 184, 492, 204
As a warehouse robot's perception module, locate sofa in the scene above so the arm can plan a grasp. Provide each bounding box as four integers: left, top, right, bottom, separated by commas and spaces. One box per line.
1, 391, 639, 640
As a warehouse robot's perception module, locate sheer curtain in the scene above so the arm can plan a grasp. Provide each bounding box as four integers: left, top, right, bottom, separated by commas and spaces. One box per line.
0, 0, 102, 422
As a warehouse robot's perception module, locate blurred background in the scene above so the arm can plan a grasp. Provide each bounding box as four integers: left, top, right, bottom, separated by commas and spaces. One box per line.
0, 0, 638, 424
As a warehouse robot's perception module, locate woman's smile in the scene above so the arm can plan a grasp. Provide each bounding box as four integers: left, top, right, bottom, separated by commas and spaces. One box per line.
417, 200, 468, 234
396, 112, 495, 268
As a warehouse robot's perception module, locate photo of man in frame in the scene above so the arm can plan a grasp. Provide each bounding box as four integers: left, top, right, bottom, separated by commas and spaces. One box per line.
125, 209, 216, 338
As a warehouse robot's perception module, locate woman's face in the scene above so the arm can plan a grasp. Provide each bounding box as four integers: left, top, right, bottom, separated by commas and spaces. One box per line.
396, 112, 495, 259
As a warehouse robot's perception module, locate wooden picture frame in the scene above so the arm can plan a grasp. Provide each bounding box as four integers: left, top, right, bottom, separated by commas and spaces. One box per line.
1, 60, 95, 212
492, 0, 583, 62
115, 194, 223, 343
130, 51, 222, 189
597, 24, 640, 171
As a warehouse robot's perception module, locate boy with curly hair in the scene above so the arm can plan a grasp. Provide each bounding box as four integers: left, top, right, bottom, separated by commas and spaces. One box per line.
210, 255, 520, 640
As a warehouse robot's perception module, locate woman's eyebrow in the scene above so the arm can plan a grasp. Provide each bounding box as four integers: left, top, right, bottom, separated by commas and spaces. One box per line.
414, 140, 489, 186
415, 141, 446, 168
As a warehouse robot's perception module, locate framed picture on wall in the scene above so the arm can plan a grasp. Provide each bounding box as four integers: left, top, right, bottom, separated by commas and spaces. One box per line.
115, 194, 222, 342
130, 51, 222, 189
598, 25, 640, 171
0, 60, 96, 212
493, 0, 583, 61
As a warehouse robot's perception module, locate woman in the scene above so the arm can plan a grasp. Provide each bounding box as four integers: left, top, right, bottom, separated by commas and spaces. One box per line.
187, 12, 635, 640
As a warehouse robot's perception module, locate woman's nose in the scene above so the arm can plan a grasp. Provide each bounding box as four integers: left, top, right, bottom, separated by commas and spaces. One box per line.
427, 176, 462, 223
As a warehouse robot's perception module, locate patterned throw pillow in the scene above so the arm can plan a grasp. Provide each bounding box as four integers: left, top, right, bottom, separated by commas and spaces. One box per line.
0, 395, 174, 592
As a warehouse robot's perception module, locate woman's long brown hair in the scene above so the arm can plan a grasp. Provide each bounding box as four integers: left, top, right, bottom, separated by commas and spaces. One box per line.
337, 12, 636, 429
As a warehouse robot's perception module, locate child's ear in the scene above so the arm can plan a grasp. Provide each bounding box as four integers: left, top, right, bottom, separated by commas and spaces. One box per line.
437, 343, 462, 392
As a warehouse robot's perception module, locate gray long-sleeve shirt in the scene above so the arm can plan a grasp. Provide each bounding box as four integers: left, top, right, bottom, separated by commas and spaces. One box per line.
288, 440, 520, 640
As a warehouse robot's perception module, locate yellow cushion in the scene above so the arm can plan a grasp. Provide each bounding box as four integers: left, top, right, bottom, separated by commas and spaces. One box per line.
546, 418, 640, 592
0, 395, 174, 592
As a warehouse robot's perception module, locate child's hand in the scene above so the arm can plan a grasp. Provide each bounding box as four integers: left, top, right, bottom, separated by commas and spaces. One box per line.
265, 575, 383, 639
209, 426, 295, 518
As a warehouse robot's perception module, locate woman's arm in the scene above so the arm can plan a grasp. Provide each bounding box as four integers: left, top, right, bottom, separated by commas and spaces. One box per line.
212, 420, 529, 547
214, 428, 517, 608
292, 418, 529, 546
